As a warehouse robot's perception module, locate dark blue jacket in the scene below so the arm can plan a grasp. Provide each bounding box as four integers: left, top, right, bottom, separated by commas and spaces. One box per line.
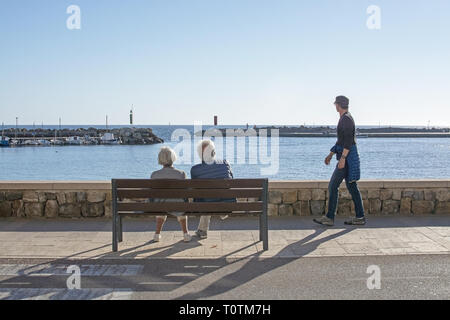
330, 144, 361, 183
190, 160, 235, 202
191, 160, 233, 179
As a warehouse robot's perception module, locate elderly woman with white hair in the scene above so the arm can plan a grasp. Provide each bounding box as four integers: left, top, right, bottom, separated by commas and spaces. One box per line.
150, 146, 191, 242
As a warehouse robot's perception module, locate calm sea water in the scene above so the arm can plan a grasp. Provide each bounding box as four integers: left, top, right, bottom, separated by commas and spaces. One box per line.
1, 125, 449, 180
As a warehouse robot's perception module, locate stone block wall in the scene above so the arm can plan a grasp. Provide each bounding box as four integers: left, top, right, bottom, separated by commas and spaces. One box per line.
0, 182, 112, 219
267, 180, 450, 217
0, 180, 449, 218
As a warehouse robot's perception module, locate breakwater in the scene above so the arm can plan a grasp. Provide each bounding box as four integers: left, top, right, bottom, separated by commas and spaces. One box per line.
0, 127, 164, 146
196, 126, 450, 138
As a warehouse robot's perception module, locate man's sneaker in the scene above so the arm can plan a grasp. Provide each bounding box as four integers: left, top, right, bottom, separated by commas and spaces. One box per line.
195, 230, 208, 239
153, 233, 162, 242
183, 233, 192, 242
313, 216, 334, 226
344, 217, 367, 225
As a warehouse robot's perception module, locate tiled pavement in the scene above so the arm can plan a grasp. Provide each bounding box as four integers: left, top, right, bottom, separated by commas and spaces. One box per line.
0, 216, 449, 260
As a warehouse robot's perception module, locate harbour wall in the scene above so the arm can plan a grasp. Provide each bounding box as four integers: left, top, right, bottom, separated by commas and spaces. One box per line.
0, 180, 449, 218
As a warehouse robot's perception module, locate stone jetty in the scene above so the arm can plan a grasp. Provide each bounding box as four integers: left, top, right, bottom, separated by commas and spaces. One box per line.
196, 126, 450, 138
1, 127, 164, 145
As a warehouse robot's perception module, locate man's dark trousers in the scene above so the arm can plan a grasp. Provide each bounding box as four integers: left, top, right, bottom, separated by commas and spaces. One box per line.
326, 162, 365, 220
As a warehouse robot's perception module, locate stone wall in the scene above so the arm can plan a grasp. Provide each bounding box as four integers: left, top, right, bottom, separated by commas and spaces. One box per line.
267, 180, 450, 217
0, 182, 112, 219
0, 180, 449, 218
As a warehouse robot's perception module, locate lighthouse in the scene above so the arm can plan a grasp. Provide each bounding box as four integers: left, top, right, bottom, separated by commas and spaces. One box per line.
130, 107, 134, 125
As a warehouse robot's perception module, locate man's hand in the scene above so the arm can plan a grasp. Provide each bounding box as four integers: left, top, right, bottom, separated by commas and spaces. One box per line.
338, 157, 346, 169
324, 153, 333, 165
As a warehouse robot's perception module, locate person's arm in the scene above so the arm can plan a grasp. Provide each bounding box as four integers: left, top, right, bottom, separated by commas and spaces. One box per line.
325, 151, 335, 165
338, 148, 350, 169
224, 160, 233, 178
338, 117, 354, 169
341, 116, 354, 150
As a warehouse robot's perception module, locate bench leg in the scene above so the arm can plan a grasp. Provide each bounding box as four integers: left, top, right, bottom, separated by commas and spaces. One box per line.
262, 212, 269, 251
118, 216, 123, 243
259, 214, 264, 241
259, 213, 269, 251
261, 179, 269, 251
112, 215, 118, 252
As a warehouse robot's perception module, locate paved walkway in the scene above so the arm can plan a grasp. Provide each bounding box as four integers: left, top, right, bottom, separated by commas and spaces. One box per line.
0, 216, 449, 260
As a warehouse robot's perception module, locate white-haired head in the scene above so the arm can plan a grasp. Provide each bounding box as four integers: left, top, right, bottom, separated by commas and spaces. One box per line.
197, 139, 216, 163
158, 146, 177, 167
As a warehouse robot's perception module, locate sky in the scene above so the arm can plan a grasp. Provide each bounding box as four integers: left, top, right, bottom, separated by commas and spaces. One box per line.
0, 0, 449, 126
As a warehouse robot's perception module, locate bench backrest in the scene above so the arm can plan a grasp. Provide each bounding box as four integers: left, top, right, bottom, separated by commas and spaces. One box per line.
112, 179, 268, 216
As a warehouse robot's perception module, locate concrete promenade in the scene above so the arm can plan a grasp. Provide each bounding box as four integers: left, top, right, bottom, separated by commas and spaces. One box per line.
0, 216, 449, 259
0, 216, 449, 300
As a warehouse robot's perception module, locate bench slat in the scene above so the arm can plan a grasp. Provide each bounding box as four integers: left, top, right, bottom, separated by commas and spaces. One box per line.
118, 211, 260, 217
117, 202, 263, 213
115, 179, 265, 189
116, 188, 262, 199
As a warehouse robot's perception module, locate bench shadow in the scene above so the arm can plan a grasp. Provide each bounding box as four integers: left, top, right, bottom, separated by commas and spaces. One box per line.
0, 224, 351, 300
174, 227, 351, 299
1, 215, 448, 299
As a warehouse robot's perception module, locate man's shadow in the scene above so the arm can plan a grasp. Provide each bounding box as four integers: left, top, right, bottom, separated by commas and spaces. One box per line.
174, 226, 351, 299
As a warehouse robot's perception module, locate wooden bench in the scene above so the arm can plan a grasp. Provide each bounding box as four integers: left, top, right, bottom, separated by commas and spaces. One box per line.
111, 178, 269, 252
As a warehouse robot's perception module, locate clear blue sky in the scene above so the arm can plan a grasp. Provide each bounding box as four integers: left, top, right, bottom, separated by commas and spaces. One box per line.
1, 0, 449, 126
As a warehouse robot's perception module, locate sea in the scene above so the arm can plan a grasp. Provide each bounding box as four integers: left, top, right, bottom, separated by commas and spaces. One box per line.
1, 125, 450, 181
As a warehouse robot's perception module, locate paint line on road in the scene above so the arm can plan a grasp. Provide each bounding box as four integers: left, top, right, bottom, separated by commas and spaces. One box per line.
166, 273, 198, 277
347, 276, 441, 281
0, 264, 144, 277
139, 282, 184, 285
0, 288, 134, 300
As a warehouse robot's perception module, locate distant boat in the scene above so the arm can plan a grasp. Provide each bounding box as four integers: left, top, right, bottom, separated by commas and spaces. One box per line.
51, 139, 64, 145
65, 136, 84, 145
9, 139, 20, 146
83, 135, 98, 145
23, 140, 39, 146
1, 123, 9, 147
101, 132, 120, 145
0, 136, 9, 147
38, 139, 51, 146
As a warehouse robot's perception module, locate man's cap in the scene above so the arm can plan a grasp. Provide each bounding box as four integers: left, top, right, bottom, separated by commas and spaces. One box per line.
334, 96, 349, 108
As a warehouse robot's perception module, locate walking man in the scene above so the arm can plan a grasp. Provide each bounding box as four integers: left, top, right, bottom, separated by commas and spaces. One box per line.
314, 96, 366, 226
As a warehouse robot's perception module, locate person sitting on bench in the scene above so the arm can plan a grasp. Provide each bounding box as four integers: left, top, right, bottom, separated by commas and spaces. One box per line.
150, 146, 192, 243
191, 139, 234, 239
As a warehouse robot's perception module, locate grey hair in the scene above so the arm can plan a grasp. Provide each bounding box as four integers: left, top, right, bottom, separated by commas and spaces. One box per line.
158, 146, 177, 166
197, 139, 216, 163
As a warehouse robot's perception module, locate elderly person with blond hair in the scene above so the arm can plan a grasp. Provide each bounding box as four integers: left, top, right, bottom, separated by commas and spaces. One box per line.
191, 139, 234, 239
150, 146, 191, 242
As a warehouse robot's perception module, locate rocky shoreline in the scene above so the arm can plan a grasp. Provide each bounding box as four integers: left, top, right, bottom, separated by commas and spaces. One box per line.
1, 127, 164, 146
